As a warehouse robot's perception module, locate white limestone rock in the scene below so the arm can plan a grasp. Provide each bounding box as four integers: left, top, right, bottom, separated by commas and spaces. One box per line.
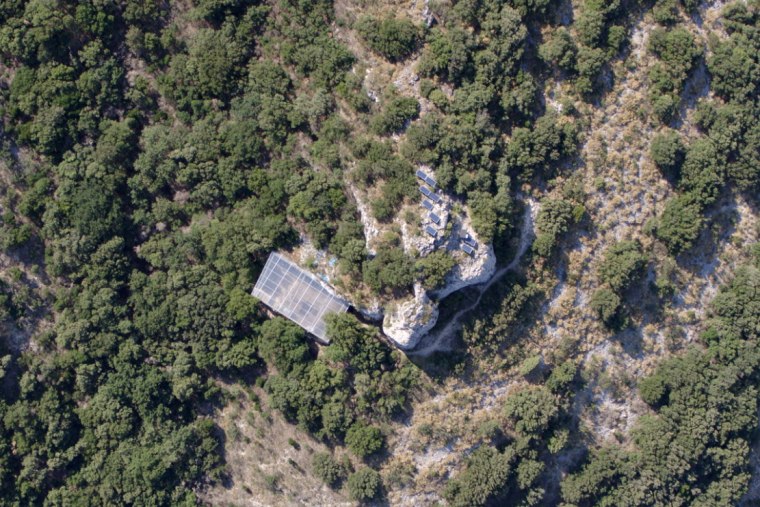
382, 284, 439, 350
432, 242, 496, 300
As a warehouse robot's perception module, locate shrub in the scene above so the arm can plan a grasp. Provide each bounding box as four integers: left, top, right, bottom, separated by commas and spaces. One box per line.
598, 241, 647, 293
590, 287, 621, 326
533, 198, 575, 257
655, 193, 703, 254
653, 0, 680, 25
650, 130, 685, 182
356, 16, 419, 62
370, 96, 420, 135
443, 446, 513, 507
416, 251, 457, 289
648, 27, 701, 84
347, 468, 382, 502
639, 374, 668, 407
678, 139, 724, 207
651, 92, 677, 123
312, 452, 346, 488
503, 386, 559, 436
345, 422, 384, 458
546, 361, 577, 394
519, 355, 542, 377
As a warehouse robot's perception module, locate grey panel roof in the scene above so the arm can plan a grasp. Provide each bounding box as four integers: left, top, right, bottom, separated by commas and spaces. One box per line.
430, 213, 441, 224
252, 252, 348, 343
419, 185, 432, 197
416, 169, 428, 180
461, 235, 477, 247
429, 192, 442, 203
461, 244, 475, 255
424, 176, 437, 188
425, 225, 437, 237
422, 200, 434, 210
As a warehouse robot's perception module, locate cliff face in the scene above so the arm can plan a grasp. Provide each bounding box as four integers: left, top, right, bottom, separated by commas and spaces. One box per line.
382, 283, 438, 350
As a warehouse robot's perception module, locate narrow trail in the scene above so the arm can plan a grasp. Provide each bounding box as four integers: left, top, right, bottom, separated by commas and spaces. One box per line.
410, 198, 538, 357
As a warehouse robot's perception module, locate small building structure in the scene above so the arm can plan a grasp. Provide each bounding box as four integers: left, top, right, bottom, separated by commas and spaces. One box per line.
252, 252, 348, 344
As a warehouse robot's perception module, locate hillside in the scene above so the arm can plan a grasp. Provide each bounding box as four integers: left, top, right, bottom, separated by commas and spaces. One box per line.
0, 0, 758, 506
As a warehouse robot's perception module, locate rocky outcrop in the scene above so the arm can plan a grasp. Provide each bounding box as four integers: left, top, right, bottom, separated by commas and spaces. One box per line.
432, 243, 496, 300
431, 212, 496, 300
382, 203, 498, 349
382, 283, 439, 350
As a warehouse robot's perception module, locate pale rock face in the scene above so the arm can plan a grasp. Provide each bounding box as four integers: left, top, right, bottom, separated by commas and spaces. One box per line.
351, 187, 380, 256
432, 242, 496, 300
382, 284, 439, 350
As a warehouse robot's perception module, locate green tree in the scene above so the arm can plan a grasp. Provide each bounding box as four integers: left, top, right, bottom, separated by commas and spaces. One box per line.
362, 247, 415, 294
443, 446, 513, 507
416, 251, 457, 289
356, 16, 419, 62
539, 28, 578, 73
590, 287, 622, 327
598, 240, 647, 293
312, 452, 346, 488
650, 129, 685, 182
347, 467, 382, 502
655, 193, 704, 254
370, 96, 420, 135
345, 422, 384, 458
503, 386, 559, 436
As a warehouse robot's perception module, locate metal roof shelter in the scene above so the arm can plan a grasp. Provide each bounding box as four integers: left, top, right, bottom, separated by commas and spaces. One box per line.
419, 185, 432, 198
422, 200, 434, 211
424, 176, 437, 188
425, 225, 438, 238
461, 234, 477, 248
252, 252, 348, 344
429, 192, 442, 204
461, 244, 475, 255
430, 212, 441, 225
416, 169, 428, 180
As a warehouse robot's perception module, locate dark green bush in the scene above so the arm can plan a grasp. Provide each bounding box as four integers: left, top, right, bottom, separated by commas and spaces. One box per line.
345, 422, 384, 458
312, 452, 346, 488
370, 96, 420, 135
356, 16, 420, 62
347, 468, 382, 502
655, 193, 704, 254
650, 129, 685, 182
503, 386, 559, 436
598, 241, 647, 293
590, 287, 622, 326
443, 446, 513, 507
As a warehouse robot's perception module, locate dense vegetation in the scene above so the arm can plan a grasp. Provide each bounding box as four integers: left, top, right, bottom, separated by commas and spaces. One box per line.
0, 0, 757, 505
563, 248, 760, 506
